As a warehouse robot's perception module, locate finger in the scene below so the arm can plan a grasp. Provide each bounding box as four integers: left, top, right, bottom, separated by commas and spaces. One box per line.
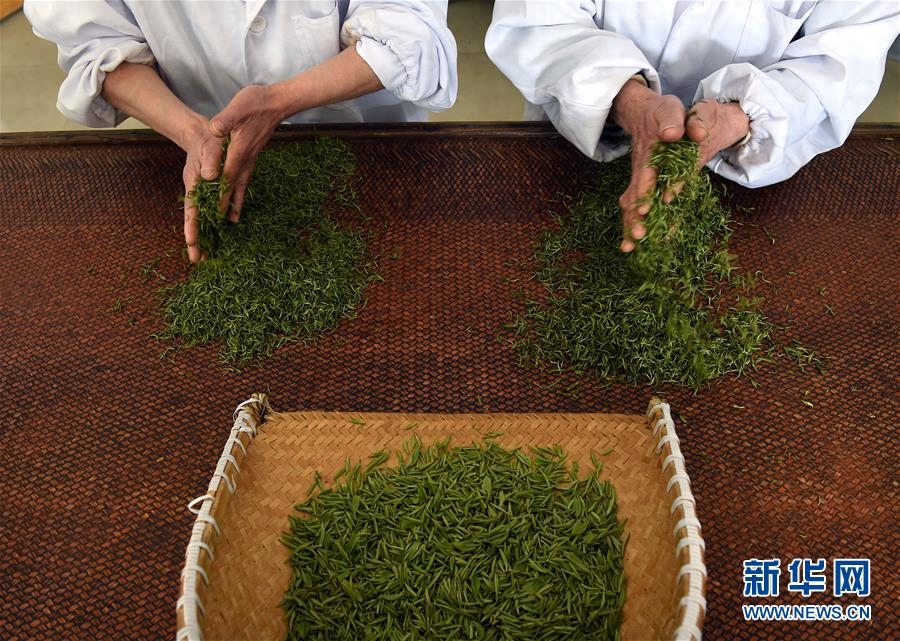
619, 191, 649, 253
619, 197, 637, 253
209, 90, 251, 140
209, 87, 253, 139
229, 171, 252, 222
630, 219, 647, 242
620, 201, 639, 253
218, 182, 233, 221
663, 181, 684, 204
618, 151, 657, 252
686, 127, 715, 168
633, 163, 658, 205
659, 124, 683, 143
218, 135, 247, 216
184, 198, 202, 263
620, 203, 647, 251
182, 166, 203, 263
219, 135, 246, 212
208, 111, 232, 140
621, 163, 656, 218
200, 136, 224, 181
686, 100, 715, 143
687, 123, 719, 167
686, 117, 711, 146
654, 97, 686, 142
220, 133, 261, 222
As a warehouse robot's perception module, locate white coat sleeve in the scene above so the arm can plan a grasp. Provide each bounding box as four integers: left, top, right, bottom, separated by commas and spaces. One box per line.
484, 1, 660, 161
696, 2, 900, 187
23, 0, 155, 128
342, 0, 457, 111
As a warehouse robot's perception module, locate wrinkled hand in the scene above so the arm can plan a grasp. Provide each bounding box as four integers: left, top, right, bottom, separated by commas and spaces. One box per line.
686, 98, 751, 167
610, 80, 686, 252
209, 85, 284, 222
181, 119, 225, 263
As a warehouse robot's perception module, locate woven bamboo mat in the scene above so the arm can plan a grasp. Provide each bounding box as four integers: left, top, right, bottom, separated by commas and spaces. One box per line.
191, 407, 687, 641
0, 124, 897, 640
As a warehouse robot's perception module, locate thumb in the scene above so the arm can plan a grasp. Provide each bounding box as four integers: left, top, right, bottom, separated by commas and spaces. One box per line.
208, 99, 239, 138
654, 98, 685, 142
208, 113, 229, 139
199, 136, 224, 181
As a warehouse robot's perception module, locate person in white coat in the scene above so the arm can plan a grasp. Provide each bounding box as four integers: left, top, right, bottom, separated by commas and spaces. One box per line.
485, 1, 899, 251
25, 0, 458, 262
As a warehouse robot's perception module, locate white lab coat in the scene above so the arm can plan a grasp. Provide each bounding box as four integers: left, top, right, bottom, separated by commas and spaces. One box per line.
24, 0, 458, 127
485, 1, 899, 187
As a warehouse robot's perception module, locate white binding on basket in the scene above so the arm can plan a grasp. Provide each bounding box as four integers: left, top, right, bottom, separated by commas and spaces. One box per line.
175, 395, 268, 641
647, 399, 707, 641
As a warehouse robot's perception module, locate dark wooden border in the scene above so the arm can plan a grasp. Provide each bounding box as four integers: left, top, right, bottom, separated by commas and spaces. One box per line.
3, 120, 896, 149
0, 121, 565, 148
1, 120, 896, 148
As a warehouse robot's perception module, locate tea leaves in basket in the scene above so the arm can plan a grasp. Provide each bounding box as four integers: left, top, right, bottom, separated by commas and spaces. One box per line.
281, 437, 626, 641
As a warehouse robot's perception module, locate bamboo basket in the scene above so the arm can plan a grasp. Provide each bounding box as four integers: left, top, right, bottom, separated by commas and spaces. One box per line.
176, 396, 706, 641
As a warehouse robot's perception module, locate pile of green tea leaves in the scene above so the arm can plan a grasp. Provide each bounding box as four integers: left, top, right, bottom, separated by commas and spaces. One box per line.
281, 437, 625, 641
510, 140, 787, 388
157, 138, 376, 363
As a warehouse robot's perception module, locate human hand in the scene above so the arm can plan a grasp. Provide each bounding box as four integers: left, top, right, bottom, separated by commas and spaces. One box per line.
685, 98, 751, 167
209, 85, 285, 223
610, 79, 686, 252
97, 62, 230, 263
181, 117, 226, 263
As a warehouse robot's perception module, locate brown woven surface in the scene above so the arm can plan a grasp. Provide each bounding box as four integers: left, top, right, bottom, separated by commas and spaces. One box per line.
197, 410, 682, 641
0, 123, 897, 640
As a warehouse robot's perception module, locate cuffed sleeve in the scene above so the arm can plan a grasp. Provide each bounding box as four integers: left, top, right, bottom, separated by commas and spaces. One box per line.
24, 0, 154, 127
485, 1, 659, 161
342, 0, 457, 111
696, 2, 900, 187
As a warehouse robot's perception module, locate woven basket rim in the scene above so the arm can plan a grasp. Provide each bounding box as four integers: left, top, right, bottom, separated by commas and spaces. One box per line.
175, 396, 706, 641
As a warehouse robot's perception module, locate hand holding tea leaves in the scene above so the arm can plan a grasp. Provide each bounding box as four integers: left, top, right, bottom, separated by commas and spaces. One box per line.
99, 62, 226, 263
181, 122, 226, 263
609, 77, 686, 252
205, 47, 383, 244
207, 84, 283, 227
611, 80, 751, 253
101, 50, 382, 264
